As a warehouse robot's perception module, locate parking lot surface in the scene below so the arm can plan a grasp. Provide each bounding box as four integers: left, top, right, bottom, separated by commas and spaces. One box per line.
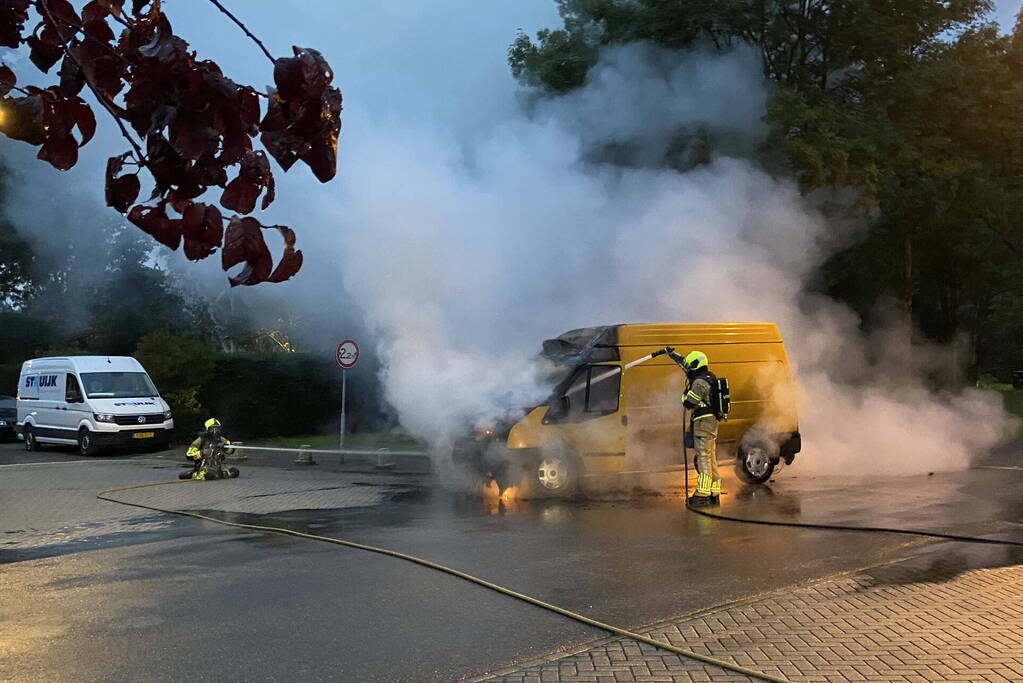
2, 442, 1021, 681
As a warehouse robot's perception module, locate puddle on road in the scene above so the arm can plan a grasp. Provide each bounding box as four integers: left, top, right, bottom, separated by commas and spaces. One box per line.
0, 515, 184, 564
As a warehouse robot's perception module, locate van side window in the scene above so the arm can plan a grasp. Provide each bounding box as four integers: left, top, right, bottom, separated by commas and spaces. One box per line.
586, 366, 621, 414
549, 365, 621, 423
65, 374, 82, 403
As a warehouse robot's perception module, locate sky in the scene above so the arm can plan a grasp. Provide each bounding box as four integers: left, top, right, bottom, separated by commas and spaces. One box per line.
996, 0, 1022, 29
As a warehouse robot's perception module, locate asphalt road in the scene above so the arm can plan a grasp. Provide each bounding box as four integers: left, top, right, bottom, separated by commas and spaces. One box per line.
2, 439, 1022, 682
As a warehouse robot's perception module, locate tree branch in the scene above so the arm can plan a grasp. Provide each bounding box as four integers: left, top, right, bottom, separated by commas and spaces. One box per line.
206, 0, 275, 65
37, 0, 146, 164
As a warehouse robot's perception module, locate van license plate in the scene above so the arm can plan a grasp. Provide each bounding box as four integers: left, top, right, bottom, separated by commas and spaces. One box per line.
133, 432, 155, 439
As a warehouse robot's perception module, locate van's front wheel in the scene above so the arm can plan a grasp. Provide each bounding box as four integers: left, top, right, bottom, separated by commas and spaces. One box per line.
736, 443, 775, 484
534, 447, 580, 497
78, 428, 98, 457
23, 425, 38, 451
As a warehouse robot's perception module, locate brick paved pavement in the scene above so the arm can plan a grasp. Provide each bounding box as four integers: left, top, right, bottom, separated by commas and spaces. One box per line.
475, 559, 1023, 682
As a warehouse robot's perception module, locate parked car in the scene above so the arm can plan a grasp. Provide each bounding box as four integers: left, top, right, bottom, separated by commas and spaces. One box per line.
0, 395, 15, 441
17, 356, 173, 456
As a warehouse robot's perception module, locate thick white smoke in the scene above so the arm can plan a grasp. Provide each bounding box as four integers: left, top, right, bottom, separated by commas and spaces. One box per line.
328, 40, 1012, 474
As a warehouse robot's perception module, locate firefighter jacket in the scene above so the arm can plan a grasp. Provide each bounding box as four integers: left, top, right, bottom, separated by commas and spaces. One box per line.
683, 370, 718, 421
186, 435, 233, 460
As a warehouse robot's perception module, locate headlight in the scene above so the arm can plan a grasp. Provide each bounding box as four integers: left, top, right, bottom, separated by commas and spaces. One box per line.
163, 410, 173, 420
94, 413, 116, 423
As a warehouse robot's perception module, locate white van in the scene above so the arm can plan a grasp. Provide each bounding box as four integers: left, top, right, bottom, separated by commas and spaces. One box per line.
17, 356, 173, 456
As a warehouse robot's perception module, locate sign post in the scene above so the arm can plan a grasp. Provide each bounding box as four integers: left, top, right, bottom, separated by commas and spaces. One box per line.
334, 339, 360, 448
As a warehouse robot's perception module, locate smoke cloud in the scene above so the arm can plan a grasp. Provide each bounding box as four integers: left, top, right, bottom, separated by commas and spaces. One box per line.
321, 37, 1012, 477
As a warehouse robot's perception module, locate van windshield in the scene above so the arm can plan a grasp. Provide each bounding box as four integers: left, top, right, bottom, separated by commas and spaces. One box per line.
80, 372, 159, 399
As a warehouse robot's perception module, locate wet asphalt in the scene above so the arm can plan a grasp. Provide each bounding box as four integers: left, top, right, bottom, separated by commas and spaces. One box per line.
2, 440, 1022, 682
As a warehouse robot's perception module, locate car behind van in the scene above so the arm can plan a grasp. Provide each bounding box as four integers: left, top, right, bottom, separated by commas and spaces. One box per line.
17, 356, 173, 455
456, 322, 801, 496
0, 395, 15, 441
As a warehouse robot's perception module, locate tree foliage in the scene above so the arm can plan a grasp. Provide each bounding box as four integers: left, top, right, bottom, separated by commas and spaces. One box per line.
0, 0, 343, 285
511, 0, 1023, 378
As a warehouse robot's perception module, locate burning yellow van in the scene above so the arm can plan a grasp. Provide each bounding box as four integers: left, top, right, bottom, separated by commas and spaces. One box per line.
456, 322, 800, 496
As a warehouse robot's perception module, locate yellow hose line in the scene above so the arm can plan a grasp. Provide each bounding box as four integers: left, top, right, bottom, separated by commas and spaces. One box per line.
98, 479, 788, 683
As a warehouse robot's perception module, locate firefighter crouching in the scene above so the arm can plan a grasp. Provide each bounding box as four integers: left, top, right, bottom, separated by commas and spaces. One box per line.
180, 418, 240, 481
661, 348, 722, 507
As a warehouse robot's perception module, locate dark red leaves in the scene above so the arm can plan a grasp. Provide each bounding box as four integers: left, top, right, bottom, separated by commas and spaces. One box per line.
0, 0, 30, 48
0, 93, 46, 144
2, 86, 96, 170
57, 53, 84, 95
94, 0, 124, 17
0, 64, 16, 96
28, 0, 81, 72
105, 152, 140, 212
222, 216, 301, 287
0, 2, 339, 285
27, 31, 64, 72
221, 151, 274, 213
260, 46, 342, 182
180, 202, 223, 261
267, 225, 302, 283
40, 0, 81, 33
222, 216, 269, 286
127, 199, 223, 262
67, 38, 126, 99
127, 202, 181, 250
38, 92, 94, 170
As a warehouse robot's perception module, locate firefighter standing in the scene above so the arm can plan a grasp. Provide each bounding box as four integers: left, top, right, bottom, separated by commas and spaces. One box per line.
664, 348, 721, 506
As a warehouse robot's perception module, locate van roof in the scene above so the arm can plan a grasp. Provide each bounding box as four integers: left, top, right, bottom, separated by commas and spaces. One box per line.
21, 356, 145, 373
616, 322, 782, 346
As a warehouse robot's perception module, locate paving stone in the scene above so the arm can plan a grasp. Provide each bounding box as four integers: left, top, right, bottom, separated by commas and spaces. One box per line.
476, 562, 1023, 682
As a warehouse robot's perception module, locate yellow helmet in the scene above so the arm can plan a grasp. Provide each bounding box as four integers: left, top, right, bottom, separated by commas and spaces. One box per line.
204, 418, 221, 429
683, 351, 708, 372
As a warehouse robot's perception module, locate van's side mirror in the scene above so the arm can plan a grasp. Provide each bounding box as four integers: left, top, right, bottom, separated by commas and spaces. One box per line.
542, 395, 570, 425
67, 392, 82, 403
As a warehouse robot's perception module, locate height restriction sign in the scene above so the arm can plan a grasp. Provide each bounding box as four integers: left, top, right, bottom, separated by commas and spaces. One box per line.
335, 339, 360, 369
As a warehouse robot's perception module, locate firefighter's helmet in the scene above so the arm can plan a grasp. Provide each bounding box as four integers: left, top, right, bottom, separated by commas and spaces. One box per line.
683, 351, 708, 372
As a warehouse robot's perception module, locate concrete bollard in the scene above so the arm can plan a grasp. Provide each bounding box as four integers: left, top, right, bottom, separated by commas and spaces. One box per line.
374, 447, 395, 470
294, 444, 316, 465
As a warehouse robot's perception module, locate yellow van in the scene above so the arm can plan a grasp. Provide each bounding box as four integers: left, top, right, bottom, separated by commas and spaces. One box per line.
456, 322, 800, 496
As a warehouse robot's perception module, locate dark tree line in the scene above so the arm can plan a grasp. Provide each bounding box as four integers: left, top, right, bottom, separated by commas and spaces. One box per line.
510, 0, 1023, 379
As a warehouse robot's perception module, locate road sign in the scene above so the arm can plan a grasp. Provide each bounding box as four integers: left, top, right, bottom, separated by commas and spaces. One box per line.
335, 339, 359, 449
335, 339, 360, 369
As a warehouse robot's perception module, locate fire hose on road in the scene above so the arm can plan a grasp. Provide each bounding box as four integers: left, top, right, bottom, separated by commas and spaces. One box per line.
97, 478, 790, 683
96, 451, 1023, 682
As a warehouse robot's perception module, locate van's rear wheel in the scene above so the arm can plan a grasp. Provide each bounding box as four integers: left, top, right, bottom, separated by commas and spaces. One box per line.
534, 447, 580, 497
736, 443, 775, 484
23, 425, 38, 451
78, 428, 97, 457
